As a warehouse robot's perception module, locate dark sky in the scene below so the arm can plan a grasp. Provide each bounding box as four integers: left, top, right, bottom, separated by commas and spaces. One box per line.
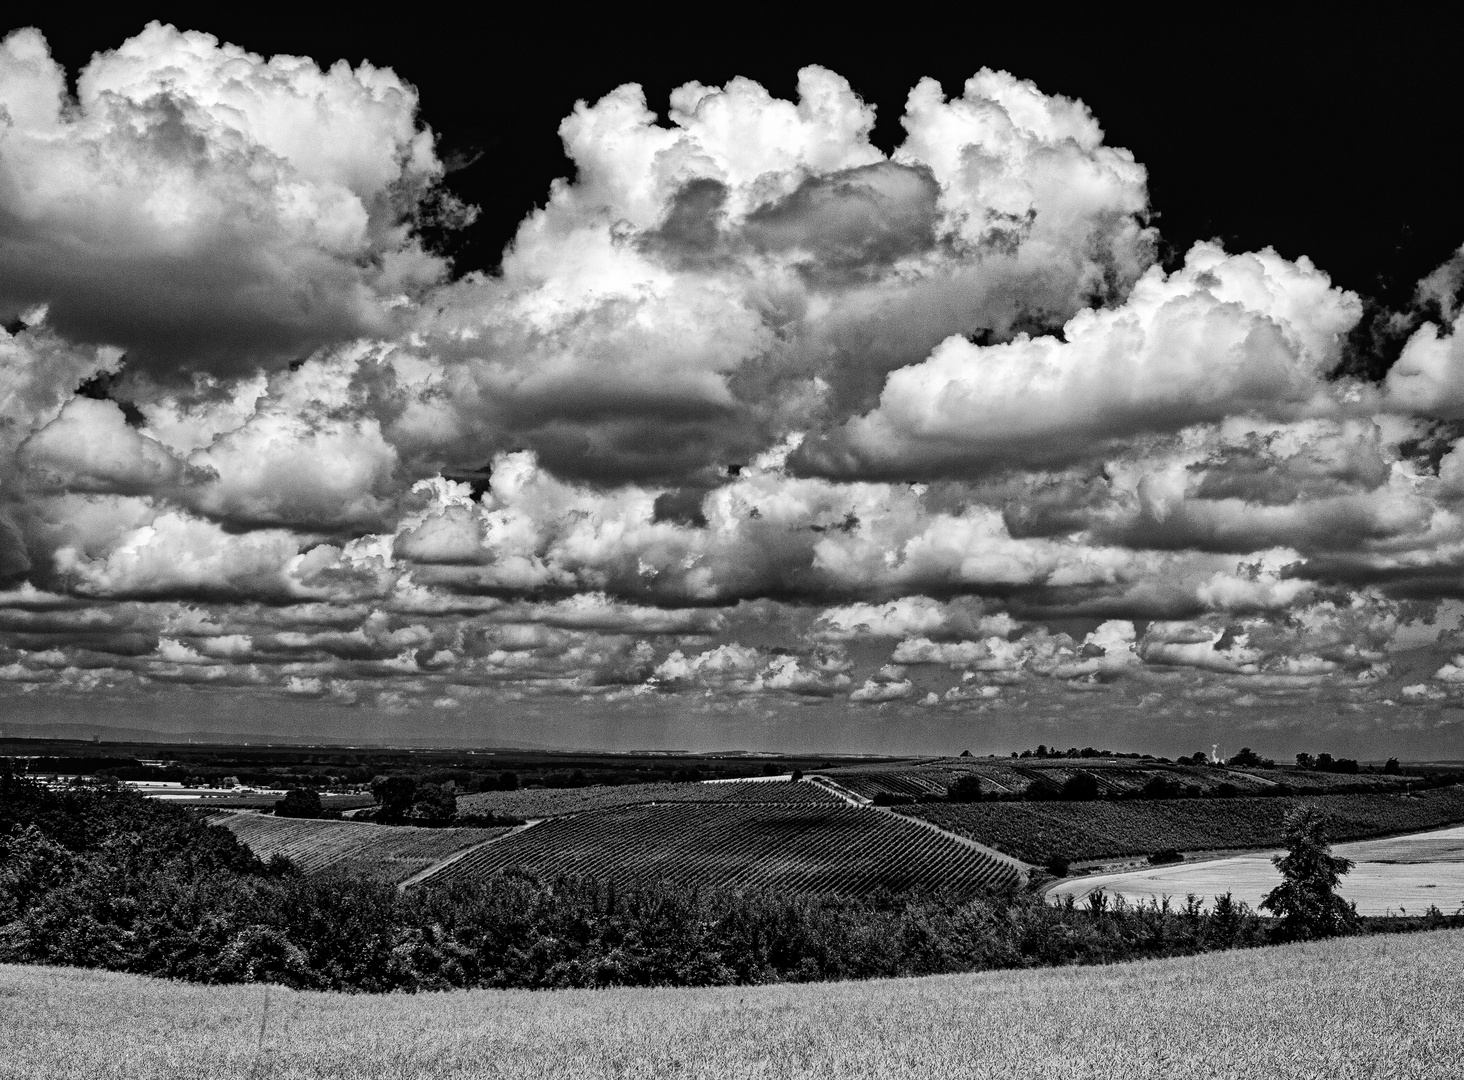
16, 8, 1464, 306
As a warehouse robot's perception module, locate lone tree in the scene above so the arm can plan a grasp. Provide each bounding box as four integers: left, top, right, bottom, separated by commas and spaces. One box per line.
1260, 806, 1357, 940
273, 788, 322, 819
945, 774, 983, 803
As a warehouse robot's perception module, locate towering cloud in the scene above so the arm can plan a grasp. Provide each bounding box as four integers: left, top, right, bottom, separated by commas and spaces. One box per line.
2, 24, 1464, 752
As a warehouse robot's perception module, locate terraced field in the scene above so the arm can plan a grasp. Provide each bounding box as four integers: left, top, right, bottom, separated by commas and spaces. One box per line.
421, 802, 1022, 897
902, 787, 1464, 865
457, 777, 844, 819
216, 813, 511, 884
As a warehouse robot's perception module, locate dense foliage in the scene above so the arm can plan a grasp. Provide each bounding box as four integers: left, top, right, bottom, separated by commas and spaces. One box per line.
0, 773, 1336, 993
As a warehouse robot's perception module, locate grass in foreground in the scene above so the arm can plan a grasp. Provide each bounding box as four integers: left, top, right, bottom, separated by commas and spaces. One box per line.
3, 930, 1461, 1079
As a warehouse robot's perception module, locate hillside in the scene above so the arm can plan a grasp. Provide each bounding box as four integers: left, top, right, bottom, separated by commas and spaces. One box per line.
900, 787, 1464, 865
5, 930, 1461, 1078
214, 813, 512, 884
421, 802, 1022, 897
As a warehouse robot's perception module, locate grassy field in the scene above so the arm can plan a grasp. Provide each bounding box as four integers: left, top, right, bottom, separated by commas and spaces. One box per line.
903, 787, 1464, 864
457, 777, 844, 819
1049, 824, 1464, 915
422, 802, 1022, 897
215, 813, 510, 884
2, 930, 1460, 1078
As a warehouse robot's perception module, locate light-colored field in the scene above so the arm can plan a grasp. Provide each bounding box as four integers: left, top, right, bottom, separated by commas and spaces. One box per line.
3, 931, 1462, 1078
215, 812, 510, 884
1049, 824, 1464, 914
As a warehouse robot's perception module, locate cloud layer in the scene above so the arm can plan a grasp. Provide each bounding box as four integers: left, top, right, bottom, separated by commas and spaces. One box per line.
4, 25, 1464, 752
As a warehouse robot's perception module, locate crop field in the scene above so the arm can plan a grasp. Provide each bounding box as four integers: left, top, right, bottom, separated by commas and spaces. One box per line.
901, 787, 1464, 865
420, 802, 1021, 897
457, 776, 844, 819
216, 813, 511, 884
5, 930, 1462, 1079
1050, 824, 1464, 915
813, 756, 1411, 801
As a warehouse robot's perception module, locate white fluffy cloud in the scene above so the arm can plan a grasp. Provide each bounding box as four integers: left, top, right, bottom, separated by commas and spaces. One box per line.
0, 24, 448, 372
4, 26, 1464, 738
801, 244, 1360, 477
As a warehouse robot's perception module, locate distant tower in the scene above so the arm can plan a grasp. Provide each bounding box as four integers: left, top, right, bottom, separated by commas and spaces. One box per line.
1212, 743, 1221, 764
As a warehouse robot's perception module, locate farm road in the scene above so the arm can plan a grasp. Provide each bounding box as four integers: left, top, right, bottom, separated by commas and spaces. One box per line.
1047, 824, 1464, 915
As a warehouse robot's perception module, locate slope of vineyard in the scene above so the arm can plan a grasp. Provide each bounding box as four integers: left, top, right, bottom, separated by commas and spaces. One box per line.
216, 813, 511, 884
457, 777, 844, 819
901, 787, 1464, 865
420, 803, 1022, 897
816, 758, 1412, 801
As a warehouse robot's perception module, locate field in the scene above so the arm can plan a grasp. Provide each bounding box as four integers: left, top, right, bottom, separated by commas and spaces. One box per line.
901, 787, 1464, 864
4, 930, 1462, 1078
817, 757, 1414, 801
457, 776, 845, 819
1050, 824, 1464, 915
215, 813, 511, 884
420, 802, 1021, 897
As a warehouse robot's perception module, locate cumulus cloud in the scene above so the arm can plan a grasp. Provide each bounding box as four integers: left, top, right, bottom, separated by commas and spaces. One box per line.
0, 24, 450, 374
798, 244, 1360, 478
3, 28, 1464, 742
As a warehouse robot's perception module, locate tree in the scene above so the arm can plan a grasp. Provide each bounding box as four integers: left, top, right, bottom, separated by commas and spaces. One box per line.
411, 782, 457, 825
1060, 772, 1100, 801
1383, 757, 1401, 775
1260, 806, 1357, 940
274, 788, 322, 819
1227, 747, 1270, 768
1295, 752, 1315, 768
945, 775, 983, 803
370, 775, 417, 823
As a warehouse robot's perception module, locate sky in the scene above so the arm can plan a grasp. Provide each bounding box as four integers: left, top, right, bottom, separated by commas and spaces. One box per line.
3, 14, 1464, 758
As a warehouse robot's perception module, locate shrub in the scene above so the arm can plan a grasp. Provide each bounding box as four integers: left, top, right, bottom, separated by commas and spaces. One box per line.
1061, 773, 1100, 801
1147, 849, 1182, 865
1045, 856, 1070, 877
945, 775, 984, 803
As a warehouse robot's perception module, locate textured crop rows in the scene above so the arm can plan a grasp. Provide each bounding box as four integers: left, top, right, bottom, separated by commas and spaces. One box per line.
902, 787, 1464, 865
457, 777, 844, 819
218, 813, 510, 884
421, 802, 1021, 897
817, 758, 1410, 802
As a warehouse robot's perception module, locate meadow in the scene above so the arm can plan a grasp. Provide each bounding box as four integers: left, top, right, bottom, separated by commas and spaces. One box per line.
4, 930, 1461, 1079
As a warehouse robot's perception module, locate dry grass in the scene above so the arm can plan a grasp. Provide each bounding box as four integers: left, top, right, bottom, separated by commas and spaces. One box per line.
3, 930, 1462, 1078
1050, 824, 1464, 915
